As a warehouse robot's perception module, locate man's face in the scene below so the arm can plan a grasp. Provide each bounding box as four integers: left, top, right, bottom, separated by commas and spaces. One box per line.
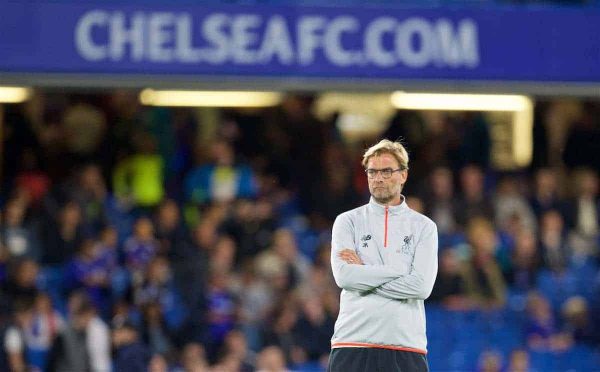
366, 153, 407, 205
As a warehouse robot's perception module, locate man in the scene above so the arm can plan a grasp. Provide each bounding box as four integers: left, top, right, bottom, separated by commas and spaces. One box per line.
47, 292, 110, 372
0, 299, 34, 372
112, 319, 151, 372
329, 139, 438, 372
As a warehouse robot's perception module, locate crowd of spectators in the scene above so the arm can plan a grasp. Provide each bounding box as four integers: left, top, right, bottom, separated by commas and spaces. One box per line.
1, 92, 599, 371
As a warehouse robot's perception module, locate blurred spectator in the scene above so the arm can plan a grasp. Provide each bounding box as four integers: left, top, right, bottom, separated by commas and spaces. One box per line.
171, 220, 213, 316
504, 229, 541, 292
218, 329, 256, 371
148, 353, 169, 372
210, 236, 237, 274
291, 297, 333, 363
538, 210, 571, 272
125, 217, 159, 284
70, 291, 111, 372
429, 248, 471, 310
48, 293, 108, 371
24, 293, 65, 370
405, 195, 425, 214
1, 259, 40, 312
41, 201, 84, 265
456, 165, 495, 226
561, 296, 600, 346
221, 199, 276, 261
177, 342, 209, 372
66, 239, 111, 314
211, 353, 244, 372
563, 169, 599, 256
296, 265, 338, 311
256, 345, 288, 372
113, 132, 164, 210
477, 349, 503, 372
1, 198, 40, 261
423, 166, 460, 237
0, 221, 7, 285
307, 144, 361, 224
72, 164, 112, 235
112, 318, 151, 372
135, 256, 186, 332
234, 262, 273, 351
524, 292, 572, 352
0, 298, 34, 372
263, 94, 329, 200
460, 217, 507, 308
154, 199, 188, 259
493, 176, 537, 235
96, 225, 119, 274
184, 140, 257, 205
14, 148, 51, 207
255, 228, 311, 291
529, 167, 564, 219
261, 301, 299, 364
206, 270, 237, 356
506, 349, 530, 372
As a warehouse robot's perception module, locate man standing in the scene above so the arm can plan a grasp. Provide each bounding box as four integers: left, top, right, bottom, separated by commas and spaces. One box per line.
329, 139, 438, 372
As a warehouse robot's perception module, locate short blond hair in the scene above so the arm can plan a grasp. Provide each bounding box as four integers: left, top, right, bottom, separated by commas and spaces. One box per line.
362, 139, 409, 170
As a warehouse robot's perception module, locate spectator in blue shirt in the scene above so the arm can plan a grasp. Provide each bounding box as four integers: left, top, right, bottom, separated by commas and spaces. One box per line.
184, 140, 257, 205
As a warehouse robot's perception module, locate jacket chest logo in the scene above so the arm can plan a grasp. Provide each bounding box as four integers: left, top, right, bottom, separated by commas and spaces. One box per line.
360, 234, 371, 248
396, 234, 414, 255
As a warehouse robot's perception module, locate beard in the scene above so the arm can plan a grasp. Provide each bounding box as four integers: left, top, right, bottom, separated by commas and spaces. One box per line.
370, 186, 397, 204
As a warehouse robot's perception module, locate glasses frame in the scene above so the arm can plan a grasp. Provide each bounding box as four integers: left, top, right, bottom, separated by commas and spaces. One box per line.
365, 167, 405, 179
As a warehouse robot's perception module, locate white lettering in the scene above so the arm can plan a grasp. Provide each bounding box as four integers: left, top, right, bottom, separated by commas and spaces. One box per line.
73, 10, 480, 70
435, 19, 479, 68
364, 17, 396, 67
396, 18, 433, 68
324, 16, 361, 67
176, 14, 202, 63
258, 15, 294, 65
201, 13, 230, 64
148, 12, 174, 62
298, 16, 326, 65
231, 15, 261, 64
109, 12, 144, 61
75, 10, 109, 61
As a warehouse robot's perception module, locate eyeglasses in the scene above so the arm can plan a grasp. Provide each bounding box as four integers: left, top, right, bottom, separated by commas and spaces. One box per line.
365, 168, 404, 179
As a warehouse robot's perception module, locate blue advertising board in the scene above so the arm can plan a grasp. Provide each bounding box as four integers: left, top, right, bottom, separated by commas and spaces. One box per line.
0, 1, 599, 84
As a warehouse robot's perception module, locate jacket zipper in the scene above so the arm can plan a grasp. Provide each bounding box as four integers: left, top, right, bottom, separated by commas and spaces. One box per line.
384, 206, 388, 248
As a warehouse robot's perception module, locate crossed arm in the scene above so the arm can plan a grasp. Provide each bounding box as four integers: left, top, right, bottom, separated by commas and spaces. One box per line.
331, 215, 438, 300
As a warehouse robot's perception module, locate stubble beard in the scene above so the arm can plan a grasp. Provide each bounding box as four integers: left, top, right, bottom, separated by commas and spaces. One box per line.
371, 188, 395, 205
370, 184, 402, 205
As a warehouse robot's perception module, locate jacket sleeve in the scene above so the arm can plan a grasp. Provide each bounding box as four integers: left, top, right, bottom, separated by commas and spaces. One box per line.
331, 213, 402, 292
371, 221, 438, 300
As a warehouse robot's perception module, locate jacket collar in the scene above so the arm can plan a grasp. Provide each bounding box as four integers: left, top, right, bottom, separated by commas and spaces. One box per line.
368, 195, 409, 215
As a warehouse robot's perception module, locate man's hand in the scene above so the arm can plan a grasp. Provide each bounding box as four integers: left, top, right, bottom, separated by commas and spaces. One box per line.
338, 249, 363, 265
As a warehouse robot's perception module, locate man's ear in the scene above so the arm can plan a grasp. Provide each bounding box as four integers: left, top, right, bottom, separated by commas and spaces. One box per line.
401, 170, 409, 184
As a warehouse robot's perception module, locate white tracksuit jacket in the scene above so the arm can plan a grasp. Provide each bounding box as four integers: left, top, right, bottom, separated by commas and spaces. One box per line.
330, 197, 438, 354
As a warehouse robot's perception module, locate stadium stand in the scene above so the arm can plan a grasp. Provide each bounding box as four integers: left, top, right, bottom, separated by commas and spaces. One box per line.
1, 93, 600, 371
